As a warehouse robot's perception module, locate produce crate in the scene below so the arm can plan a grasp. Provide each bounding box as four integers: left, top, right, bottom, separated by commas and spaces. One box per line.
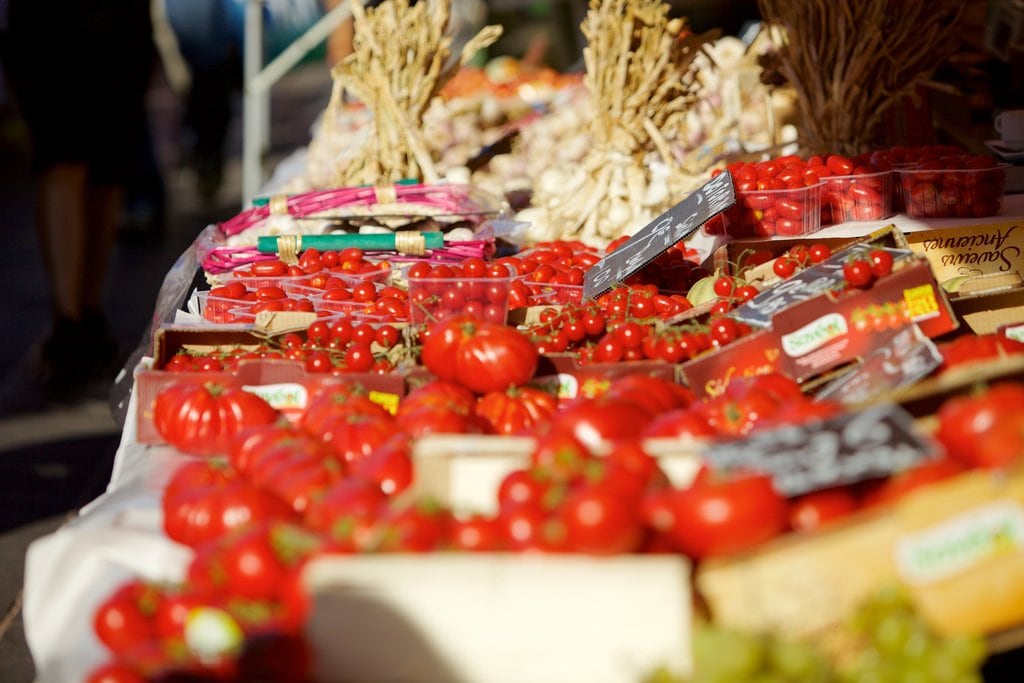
302, 429, 699, 683
134, 325, 406, 445
410, 433, 705, 515
680, 254, 958, 398
303, 553, 693, 683
696, 465, 1024, 659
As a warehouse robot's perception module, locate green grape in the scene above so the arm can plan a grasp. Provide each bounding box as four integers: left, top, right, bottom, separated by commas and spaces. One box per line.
767, 638, 831, 681
949, 673, 983, 683
841, 648, 883, 683
899, 621, 933, 660
745, 673, 788, 683
869, 582, 913, 613
872, 613, 917, 657
921, 648, 962, 683
691, 624, 765, 682
944, 634, 987, 672
640, 664, 686, 683
900, 661, 935, 683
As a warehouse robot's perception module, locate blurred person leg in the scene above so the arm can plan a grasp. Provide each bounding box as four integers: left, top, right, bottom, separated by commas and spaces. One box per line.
165, 0, 237, 201
2, 0, 156, 393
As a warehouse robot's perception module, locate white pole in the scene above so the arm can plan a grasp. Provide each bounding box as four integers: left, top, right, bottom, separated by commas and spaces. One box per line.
243, 0, 265, 207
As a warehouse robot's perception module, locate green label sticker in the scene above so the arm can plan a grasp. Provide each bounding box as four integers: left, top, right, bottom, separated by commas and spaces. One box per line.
895, 502, 1024, 585
243, 383, 309, 412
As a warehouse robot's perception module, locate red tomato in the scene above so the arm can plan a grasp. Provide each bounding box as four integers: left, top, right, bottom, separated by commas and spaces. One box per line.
658, 469, 788, 559
398, 379, 476, 416
152, 381, 280, 457
475, 386, 558, 435
220, 528, 292, 600
937, 334, 1024, 372
420, 317, 539, 394
549, 396, 656, 450
396, 403, 487, 437
558, 485, 643, 555
301, 384, 391, 437
497, 468, 552, 511
231, 429, 343, 514
92, 581, 158, 657
773, 256, 797, 278
312, 412, 395, 466
868, 249, 894, 278
788, 487, 859, 531
604, 374, 695, 415
935, 382, 1024, 469
826, 154, 855, 175
347, 434, 412, 496
190, 522, 323, 608
861, 457, 964, 508
641, 408, 716, 440
374, 500, 453, 552
448, 514, 505, 551
302, 477, 387, 546
85, 662, 147, 683
251, 260, 289, 277
808, 243, 832, 263
153, 589, 205, 641
162, 459, 296, 547
529, 431, 591, 481
842, 258, 874, 289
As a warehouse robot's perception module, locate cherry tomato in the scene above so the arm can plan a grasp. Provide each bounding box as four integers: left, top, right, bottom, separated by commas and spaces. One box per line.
842, 258, 874, 289
868, 248, 894, 278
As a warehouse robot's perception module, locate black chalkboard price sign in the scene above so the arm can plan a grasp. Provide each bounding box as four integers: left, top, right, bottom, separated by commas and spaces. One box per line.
704, 403, 934, 497
581, 171, 736, 301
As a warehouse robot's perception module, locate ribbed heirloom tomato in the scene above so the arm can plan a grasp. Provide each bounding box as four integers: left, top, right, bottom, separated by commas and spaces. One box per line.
162, 460, 296, 547
420, 316, 539, 394
475, 386, 558, 435
152, 380, 280, 457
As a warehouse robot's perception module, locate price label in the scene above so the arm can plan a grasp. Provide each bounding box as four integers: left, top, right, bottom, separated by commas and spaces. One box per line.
582, 171, 735, 300
705, 404, 933, 497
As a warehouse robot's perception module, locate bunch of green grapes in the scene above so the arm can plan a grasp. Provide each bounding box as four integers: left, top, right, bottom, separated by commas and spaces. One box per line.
841, 583, 988, 683
643, 622, 836, 683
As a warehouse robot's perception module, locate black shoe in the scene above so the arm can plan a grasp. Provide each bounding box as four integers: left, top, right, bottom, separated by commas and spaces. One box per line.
40, 313, 121, 394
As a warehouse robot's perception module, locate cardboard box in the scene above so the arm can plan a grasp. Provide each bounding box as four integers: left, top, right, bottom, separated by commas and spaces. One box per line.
411, 434, 703, 516
303, 553, 693, 683
135, 325, 405, 445
697, 466, 1024, 658
303, 430, 699, 683
530, 354, 679, 402
679, 257, 958, 397
902, 218, 1024, 289
950, 287, 1024, 335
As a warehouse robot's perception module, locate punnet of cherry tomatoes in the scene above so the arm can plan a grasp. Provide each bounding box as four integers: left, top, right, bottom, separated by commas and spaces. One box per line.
703, 144, 1005, 237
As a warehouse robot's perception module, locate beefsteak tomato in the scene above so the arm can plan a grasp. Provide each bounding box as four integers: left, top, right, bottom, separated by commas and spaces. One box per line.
162, 460, 296, 546
153, 381, 280, 457
475, 386, 558, 435
420, 316, 539, 394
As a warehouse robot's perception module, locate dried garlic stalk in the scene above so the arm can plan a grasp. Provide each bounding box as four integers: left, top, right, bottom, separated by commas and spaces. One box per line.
757, 0, 962, 156
527, 0, 718, 245
318, 0, 501, 187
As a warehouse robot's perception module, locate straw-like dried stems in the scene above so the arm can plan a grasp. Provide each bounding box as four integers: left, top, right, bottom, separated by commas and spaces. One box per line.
530, 0, 718, 243
757, 0, 963, 156
322, 0, 501, 187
